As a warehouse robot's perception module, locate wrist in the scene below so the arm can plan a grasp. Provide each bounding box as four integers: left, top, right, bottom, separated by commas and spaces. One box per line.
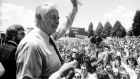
73, 5, 78, 8
49, 71, 61, 79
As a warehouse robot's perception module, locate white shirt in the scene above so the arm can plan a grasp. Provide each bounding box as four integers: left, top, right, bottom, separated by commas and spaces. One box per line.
16, 28, 62, 79
16, 7, 78, 79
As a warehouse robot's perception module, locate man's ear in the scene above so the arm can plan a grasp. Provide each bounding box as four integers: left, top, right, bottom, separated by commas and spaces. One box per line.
36, 14, 42, 20
12, 35, 16, 41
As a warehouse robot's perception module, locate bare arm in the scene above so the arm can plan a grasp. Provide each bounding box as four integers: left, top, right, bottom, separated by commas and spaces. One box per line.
52, 0, 78, 41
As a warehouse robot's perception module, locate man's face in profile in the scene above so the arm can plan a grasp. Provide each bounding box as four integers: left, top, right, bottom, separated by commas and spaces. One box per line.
16, 30, 25, 44
44, 9, 59, 35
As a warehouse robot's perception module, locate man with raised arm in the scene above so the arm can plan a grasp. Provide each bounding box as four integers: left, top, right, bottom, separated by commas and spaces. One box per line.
16, 0, 79, 79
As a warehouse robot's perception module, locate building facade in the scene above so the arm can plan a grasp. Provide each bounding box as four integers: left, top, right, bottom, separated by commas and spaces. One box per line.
69, 27, 85, 38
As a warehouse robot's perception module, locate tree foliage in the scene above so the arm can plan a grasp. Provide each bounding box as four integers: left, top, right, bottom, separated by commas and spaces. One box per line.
111, 20, 126, 38
127, 28, 133, 36
132, 10, 140, 36
88, 22, 94, 38
102, 21, 112, 37
95, 22, 103, 37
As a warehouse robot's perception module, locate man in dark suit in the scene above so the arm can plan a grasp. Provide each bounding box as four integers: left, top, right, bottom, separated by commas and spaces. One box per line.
0, 24, 25, 79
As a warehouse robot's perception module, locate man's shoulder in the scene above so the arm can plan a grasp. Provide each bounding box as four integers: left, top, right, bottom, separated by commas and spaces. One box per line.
21, 30, 43, 44
0, 44, 17, 61
0, 44, 17, 53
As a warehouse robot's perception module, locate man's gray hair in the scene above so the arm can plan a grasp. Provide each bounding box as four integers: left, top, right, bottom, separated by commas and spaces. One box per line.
35, 2, 57, 21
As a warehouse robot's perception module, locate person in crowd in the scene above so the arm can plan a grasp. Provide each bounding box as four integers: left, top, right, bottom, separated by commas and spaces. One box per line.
90, 55, 97, 73
65, 53, 73, 63
61, 53, 66, 61
119, 70, 130, 79
105, 63, 121, 79
0, 24, 25, 79
71, 50, 80, 68
112, 56, 123, 71
96, 70, 110, 79
80, 63, 93, 79
126, 55, 138, 70
72, 72, 82, 79
135, 65, 140, 79
102, 55, 109, 69
121, 50, 128, 62
16, 0, 79, 79
82, 55, 92, 73
121, 56, 138, 79
105, 64, 115, 79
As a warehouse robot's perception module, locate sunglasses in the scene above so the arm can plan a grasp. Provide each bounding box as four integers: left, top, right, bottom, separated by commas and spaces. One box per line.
74, 75, 80, 78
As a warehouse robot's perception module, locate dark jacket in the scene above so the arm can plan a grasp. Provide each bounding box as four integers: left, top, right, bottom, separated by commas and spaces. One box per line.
0, 41, 17, 79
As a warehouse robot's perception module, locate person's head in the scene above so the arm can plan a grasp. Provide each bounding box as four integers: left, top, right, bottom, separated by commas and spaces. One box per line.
83, 55, 90, 63
97, 70, 110, 79
61, 53, 66, 61
126, 55, 137, 67
121, 51, 127, 58
96, 64, 103, 73
72, 72, 81, 79
113, 68, 120, 78
72, 52, 79, 61
102, 56, 109, 65
105, 64, 113, 73
6, 24, 25, 44
104, 46, 110, 52
90, 56, 97, 67
135, 65, 140, 77
80, 63, 89, 76
35, 2, 59, 36
120, 70, 130, 79
65, 53, 72, 63
115, 56, 121, 67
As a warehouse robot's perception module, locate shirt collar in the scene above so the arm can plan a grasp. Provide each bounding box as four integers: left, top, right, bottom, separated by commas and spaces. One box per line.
81, 73, 90, 79
33, 27, 50, 42
8, 40, 18, 46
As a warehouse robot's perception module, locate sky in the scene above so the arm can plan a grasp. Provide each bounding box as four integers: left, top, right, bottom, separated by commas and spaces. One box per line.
0, 0, 140, 32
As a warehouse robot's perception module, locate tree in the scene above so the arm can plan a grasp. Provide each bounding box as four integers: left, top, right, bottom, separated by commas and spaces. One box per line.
127, 28, 133, 36
88, 22, 94, 38
111, 20, 126, 38
95, 22, 103, 37
132, 10, 140, 36
102, 21, 112, 37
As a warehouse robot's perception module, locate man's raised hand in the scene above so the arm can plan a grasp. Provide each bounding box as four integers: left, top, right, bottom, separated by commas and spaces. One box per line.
71, 0, 78, 7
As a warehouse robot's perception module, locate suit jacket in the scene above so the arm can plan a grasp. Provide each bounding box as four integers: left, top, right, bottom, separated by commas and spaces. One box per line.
0, 41, 17, 79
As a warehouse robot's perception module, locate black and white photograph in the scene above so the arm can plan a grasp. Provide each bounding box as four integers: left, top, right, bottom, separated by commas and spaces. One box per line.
0, 0, 140, 79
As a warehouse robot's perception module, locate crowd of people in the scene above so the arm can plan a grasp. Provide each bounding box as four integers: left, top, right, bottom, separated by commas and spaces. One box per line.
0, 0, 140, 79
56, 36, 140, 79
